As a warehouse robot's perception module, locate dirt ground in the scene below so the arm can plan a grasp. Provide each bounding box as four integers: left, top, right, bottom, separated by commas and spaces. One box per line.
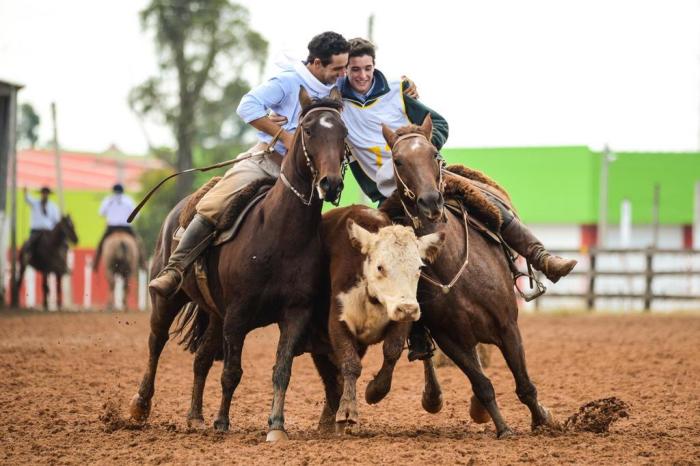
1, 310, 698, 465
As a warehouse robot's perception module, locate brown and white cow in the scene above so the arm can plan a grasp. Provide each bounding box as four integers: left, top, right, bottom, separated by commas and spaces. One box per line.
320, 205, 444, 430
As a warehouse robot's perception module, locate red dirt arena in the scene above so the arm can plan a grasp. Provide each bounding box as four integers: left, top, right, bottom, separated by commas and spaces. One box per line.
1, 310, 698, 465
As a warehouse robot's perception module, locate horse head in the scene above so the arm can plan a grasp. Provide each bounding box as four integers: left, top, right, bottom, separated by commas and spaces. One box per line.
59, 215, 79, 244
382, 115, 445, 223
291, 86, 347, 204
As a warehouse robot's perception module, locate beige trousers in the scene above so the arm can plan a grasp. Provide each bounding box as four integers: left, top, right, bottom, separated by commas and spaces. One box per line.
196, 143, 281, 223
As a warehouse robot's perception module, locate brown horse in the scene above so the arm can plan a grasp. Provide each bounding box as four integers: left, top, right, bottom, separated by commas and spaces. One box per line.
129, 88, 348, 441
16, 215, 78, 310
312, 117, 555, 438
101, 232, 141, 311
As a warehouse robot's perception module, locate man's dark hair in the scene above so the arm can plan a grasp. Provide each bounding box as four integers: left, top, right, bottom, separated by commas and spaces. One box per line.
307, 31, 350, 66
348, 37, 376, 62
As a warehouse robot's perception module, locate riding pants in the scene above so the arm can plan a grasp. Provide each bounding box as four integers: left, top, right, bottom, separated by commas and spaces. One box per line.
196, 143, 282, 224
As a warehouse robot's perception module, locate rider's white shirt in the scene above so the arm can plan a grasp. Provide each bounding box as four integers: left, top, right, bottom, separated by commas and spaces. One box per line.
99, 194, 135, 226
25, 194, 60, 230
342, 80, 408, 198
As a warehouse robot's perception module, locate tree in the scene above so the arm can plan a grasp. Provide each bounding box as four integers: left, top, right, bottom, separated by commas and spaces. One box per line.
17, 103, 40, 149
129, 0, 268, 199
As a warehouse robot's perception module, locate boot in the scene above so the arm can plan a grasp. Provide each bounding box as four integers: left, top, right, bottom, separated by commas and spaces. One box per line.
408, 321, 435, 362
500, 216, 577, 283
149, 214, 215, 297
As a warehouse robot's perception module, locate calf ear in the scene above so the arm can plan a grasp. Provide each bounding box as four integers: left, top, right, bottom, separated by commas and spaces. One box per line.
418, 231, 445, 263
382, 124, 397, 149
346, 218, 373, 255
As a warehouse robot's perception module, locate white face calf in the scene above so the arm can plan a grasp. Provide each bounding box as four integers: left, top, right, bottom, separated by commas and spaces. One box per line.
347, 219, 445, 322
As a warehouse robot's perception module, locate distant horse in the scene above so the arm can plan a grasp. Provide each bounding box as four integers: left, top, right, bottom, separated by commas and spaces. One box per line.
16, 215, 78, 310
130, 88, 348, 441
313, 118, 556, 438
101, 232, 141, 311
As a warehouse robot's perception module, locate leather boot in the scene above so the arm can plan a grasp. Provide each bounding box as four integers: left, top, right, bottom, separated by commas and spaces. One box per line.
500, 216, 577, 283
408, 321, 435, 361
149, 214, 215, 297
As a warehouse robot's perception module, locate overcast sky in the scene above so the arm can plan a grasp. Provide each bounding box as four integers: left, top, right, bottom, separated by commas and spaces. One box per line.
2, 0, 699, 154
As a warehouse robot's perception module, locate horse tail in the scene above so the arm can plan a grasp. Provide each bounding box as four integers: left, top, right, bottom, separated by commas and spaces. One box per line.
170, 303, 223, 360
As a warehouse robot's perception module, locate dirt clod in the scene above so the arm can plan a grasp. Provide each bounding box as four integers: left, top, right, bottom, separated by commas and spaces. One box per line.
564, 397, 630, 433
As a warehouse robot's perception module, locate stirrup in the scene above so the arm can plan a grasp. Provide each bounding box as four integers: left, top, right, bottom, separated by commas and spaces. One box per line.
513, 270, 546, 302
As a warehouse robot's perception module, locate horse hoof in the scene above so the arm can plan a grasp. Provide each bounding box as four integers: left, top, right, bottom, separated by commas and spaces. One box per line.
266, 429, 289, 442
421, 391, 443, 414
532, 406, 559, 431
129, 394, 151, 421
469, 395, 491, 424
334, 420, 357, 435
213, 419, 229, 432
365, 379, 390, 405
187, 417, 206, 430
497, 427, 515, 439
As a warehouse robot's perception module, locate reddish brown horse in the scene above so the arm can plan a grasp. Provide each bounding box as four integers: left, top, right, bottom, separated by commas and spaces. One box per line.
312, 117, 555, 438
129, 88, 347, 441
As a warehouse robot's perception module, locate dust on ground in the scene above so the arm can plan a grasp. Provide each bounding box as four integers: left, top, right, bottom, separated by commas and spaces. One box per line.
1, 311, 698, 465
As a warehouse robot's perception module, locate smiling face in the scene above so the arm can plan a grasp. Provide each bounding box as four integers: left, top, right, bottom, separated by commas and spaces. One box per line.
309, 53, 349, 85
347, 54, 375, 95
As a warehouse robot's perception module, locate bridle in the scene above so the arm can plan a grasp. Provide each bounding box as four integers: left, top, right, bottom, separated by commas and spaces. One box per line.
279, 106, 349, 206
390, 132, 469, 295
390, 132, 446, 229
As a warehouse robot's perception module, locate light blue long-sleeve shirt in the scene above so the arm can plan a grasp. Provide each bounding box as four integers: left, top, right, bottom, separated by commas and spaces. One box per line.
237, 64, 339, 155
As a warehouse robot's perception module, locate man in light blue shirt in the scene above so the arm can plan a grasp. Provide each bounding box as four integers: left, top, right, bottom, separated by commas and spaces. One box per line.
23, 186, 60, 253
150, 31, 351, 297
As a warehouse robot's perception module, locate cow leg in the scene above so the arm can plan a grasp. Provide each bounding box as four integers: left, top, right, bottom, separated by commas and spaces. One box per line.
311, 352, 342, 433
421, 357, 444, 414
187, 312, 222, 428
266, 307, 312, 441
365, 321, 411, 405
328, 314, 363, 432
497, 322, 554, 430
434, 333, 513, 438
129, 291, 189, 421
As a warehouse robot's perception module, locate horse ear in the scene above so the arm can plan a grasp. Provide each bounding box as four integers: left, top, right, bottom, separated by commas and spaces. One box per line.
346, 218, 373, 255
420, 114, 433, 141
418, 231, 445, 263
299, 86, 313, 110
382, 124, 397, 149
328, 86, 342, 102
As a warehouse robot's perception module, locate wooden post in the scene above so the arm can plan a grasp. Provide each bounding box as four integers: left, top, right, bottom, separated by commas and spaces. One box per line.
644, 247, 653, 311
51, 102, 65, 212
587, 249, 596, 310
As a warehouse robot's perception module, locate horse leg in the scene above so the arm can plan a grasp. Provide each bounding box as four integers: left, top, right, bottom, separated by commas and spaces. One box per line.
123, 274, 130, 311
56, 274, 63, 311
129, 291, 189, 421
434, 333, 513, 438
187, 312, 222, 428
311, 352, 342, 433
212, 320, 246, 433
421, 357, 444, 414
497, 321, 554, 430
365, 321, 411, 405
42, 272, 49, 311
266, 307, 312, 441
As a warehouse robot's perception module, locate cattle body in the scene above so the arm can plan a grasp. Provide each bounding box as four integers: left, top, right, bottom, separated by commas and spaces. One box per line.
319, 205, 444, 430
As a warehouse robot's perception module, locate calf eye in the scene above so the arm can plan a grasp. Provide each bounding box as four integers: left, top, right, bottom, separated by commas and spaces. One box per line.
377, 265, 385, 273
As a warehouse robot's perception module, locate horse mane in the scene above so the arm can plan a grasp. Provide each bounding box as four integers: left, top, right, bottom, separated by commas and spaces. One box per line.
300, 98, 344, 117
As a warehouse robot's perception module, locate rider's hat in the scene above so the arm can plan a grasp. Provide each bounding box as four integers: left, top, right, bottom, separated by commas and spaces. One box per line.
112, 183, 124, 193
39, 186, 52, 195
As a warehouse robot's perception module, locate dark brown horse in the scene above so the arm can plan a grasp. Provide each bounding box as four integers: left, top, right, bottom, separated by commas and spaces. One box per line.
313, 117, 555, 438
129, 87, 348, 441
16, 215, 78, 310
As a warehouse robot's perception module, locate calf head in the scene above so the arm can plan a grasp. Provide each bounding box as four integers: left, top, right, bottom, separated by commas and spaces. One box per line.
347, 219, 445, 322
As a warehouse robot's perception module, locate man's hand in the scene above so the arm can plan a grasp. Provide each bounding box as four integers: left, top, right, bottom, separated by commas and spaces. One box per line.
401, 75, 419, 99
267, 111, 288, 127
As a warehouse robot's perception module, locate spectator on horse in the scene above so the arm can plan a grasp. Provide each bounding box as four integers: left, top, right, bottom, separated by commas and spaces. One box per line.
24, 186, 60, 255
148, 31, 353, 297
93, 183, 146, 271
337, 38, 577, 360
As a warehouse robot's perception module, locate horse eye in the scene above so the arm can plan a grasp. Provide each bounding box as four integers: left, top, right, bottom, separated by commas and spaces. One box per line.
393, 158, 403, 167
303, 126, 311, 136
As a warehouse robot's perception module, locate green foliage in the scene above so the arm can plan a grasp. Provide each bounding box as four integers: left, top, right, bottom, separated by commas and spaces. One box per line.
17, 103, 40, 149
129, 0, 268, 199
133, 167, 180, 253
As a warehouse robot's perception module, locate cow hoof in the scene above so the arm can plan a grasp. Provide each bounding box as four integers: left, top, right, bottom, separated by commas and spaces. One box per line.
213, 418, 229, 432
421, 391, 443, 414
469, 395, 491, 424
187, 417, 206, 430
129, 394, 151, 422
266, 429, 289, 442
497, 427, 515, 439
